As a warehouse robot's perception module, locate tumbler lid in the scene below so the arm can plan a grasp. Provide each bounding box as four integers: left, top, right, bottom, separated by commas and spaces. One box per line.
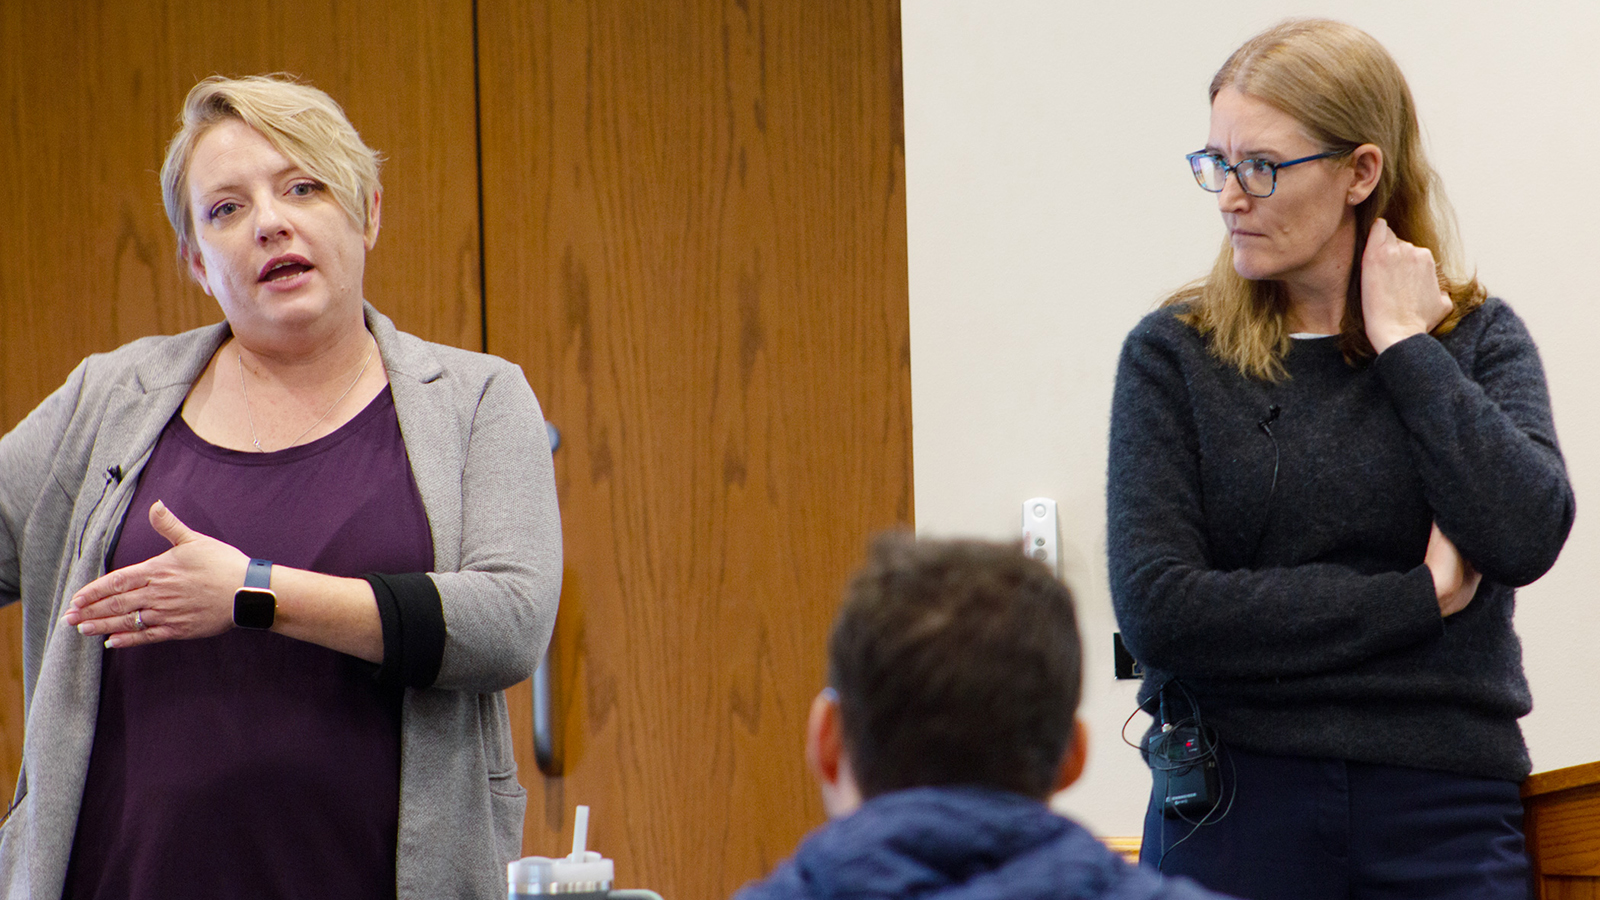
507, 854, 615, 894
508, 805, 615, 894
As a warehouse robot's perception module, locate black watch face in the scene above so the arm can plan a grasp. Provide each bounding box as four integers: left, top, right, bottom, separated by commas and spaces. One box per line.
234, 589, 276, 629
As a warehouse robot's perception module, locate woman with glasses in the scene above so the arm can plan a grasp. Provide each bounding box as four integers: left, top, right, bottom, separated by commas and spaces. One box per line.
1107, 19, 1572, 900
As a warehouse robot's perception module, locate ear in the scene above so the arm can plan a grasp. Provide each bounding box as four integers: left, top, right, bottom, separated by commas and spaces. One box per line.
1052, 719, 1089, 794
1347, 143, 1383, 206
184, 244, 214, 296
805, 688, 861, 818
364, 189, 383, 250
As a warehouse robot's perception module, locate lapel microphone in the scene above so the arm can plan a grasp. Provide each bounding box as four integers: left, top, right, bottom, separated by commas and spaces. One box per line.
1257, 404, 1281, 435
1251, 405, 1283, 564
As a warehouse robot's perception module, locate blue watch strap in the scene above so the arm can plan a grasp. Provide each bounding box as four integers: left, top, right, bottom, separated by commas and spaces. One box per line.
244, 558, 273, 589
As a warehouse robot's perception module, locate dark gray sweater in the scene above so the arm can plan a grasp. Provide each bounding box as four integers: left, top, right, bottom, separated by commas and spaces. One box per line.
1107, 298, 1573, 781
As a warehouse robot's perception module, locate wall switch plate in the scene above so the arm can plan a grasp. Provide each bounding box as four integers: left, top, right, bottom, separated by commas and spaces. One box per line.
1021, 497, 1059, 577
1113, 632, 1144, 680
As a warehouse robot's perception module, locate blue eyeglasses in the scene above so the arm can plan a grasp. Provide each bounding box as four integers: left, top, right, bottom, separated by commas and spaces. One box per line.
1186, 148, 1352, 198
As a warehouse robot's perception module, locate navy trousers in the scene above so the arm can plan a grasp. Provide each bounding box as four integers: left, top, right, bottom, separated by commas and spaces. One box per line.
1141, 744, 1530, 900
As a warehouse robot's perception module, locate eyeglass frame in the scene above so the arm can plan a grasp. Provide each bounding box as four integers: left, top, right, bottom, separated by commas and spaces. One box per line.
1185, 147, 1354, 198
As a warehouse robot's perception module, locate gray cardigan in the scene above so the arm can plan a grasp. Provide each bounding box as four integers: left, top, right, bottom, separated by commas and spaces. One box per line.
0, 305, 561, 899
1108, 298, 1573, 782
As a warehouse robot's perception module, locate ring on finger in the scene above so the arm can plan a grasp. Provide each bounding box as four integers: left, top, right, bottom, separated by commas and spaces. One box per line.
134, 609, 147, 631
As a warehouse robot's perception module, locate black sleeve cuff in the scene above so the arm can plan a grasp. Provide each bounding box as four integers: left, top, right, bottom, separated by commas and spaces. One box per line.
363, 572, 446, 689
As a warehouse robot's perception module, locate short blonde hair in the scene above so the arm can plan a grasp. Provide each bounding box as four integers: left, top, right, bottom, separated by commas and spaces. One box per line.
1171, 19, 1484, 380
160, 74, 382, 259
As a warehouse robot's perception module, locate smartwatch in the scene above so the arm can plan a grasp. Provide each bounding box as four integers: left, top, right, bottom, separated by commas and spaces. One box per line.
233, 558, 277, 629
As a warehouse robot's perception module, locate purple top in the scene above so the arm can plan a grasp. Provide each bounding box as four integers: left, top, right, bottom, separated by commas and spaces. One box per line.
63, 389, 433, 900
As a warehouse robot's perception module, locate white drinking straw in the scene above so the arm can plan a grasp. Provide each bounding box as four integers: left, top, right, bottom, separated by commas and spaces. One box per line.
570, 805, 591, 860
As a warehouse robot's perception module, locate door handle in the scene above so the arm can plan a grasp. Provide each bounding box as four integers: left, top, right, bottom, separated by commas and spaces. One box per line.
534, 653, 559, 775
535, 420, 562, 776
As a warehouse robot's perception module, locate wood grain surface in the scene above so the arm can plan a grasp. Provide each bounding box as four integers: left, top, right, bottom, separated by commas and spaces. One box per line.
477, 0, 911, 894
1526, 763, 1600, 899
1529, 761, 1600, 799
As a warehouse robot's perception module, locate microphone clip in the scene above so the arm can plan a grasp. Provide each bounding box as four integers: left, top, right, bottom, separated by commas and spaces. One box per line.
1257, 404, 1281, 436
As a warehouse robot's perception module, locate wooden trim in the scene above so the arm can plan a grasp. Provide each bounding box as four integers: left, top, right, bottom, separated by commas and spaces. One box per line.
1102, 836, 1142, 864
1526, 761, 1600, 798
1525, 763, 1600, 899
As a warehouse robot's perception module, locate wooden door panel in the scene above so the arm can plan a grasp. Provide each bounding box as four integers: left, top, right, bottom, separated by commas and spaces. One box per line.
478, 1, 911, 896
0, 0, 480, 811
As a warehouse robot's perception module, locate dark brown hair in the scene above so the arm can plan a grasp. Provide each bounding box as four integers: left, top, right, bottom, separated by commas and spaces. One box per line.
828, 533, 1082, 799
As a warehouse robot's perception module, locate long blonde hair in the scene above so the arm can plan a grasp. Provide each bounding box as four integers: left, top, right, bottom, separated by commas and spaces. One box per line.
1172, 19, 1484, 380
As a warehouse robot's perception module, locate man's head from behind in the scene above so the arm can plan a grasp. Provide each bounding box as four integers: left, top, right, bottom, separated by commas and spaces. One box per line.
807, 533, 1086, 817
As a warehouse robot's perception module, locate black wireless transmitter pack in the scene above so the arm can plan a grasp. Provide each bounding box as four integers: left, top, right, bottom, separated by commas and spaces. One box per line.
1148, 685, 1220, 820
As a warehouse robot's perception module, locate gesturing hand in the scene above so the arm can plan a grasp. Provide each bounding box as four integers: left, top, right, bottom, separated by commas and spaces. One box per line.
1361, 217, 1452, 354
1425, 522, 1481, 618
64, 501, 248, 648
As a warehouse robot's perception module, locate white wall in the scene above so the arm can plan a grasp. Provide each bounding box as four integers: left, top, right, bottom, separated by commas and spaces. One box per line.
902, 0, 1600, 838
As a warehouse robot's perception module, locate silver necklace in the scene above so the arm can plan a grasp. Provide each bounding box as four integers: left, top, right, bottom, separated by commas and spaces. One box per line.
238, 339, 375, 452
